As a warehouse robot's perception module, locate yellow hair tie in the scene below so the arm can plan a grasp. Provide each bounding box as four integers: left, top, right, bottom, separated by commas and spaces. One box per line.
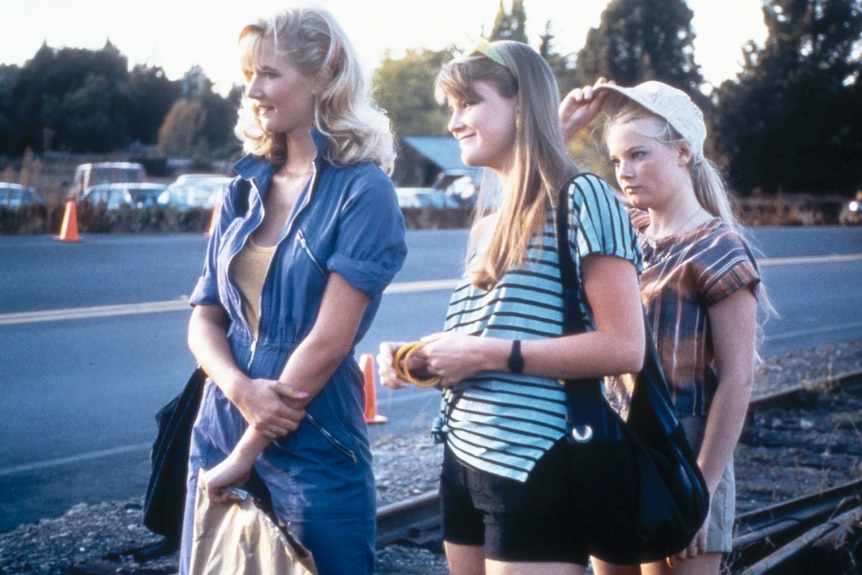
393, 342, 441, 388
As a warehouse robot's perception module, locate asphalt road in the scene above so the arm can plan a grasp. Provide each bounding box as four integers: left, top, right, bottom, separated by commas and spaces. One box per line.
1, 226, 861, 533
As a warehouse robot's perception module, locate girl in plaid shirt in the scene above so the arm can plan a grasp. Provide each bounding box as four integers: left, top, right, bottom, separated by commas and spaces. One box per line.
560, 79, 768, 575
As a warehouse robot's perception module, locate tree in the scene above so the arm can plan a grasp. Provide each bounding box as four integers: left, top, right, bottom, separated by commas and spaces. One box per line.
0, 42, 238, 157
373, 48, 452, 137
198, 85, 242, 160
575, 0, 704, 97
714, 0, 862, 194
570, 0, 712, 179
489, 0, 528, 43
126, 64, 182, 146
538, 21, 582, 93
157, 99, 207, 158
41, 74, 129, 152
13, 42, 132, 152
0, 65, 22, 155
171, 66, 241, 159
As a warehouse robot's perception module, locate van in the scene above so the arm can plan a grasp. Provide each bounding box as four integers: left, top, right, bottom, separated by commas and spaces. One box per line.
68, 162, 147, 200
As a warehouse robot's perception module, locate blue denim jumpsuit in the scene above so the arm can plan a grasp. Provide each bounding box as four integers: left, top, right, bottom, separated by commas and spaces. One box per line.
180, 131, 407, 575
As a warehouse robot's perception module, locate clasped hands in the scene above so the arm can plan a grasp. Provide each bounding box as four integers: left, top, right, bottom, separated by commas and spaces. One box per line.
234, 375, 310, 439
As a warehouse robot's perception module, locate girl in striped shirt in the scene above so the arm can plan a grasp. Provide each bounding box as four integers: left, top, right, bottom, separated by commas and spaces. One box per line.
377, 42, 645, 575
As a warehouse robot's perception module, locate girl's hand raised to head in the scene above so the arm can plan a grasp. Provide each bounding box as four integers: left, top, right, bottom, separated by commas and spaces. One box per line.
559, 77, 614, 143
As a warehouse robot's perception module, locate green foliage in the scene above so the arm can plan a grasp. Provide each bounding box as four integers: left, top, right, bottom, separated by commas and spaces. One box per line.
571, 0, 711, 176
158, 100, 207, 158
1, 0, 858, 202
0, 64, 22, 155
575, 0, 704, 97
126, 65, 182, 145
373, 48, 453, 137
490, 0, 528, 43
374, 0, 578, 137
538, 21, 582, 93
41, 74, 130, 152
13, 43, 131, 152
714, 0, 862, 194
2, 43, 237, 158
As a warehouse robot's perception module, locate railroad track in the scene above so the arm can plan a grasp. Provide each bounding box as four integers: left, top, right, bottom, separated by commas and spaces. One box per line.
70, 372, 862, 575
374, 369, 862, 573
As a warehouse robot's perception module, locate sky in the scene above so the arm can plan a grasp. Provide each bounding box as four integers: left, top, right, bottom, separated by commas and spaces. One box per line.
3, 0, 768, 95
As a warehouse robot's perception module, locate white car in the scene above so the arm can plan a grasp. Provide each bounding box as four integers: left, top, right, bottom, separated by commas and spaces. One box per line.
82, 183, 168, 209
160, 174, 232, 211
0, 183, 41, 209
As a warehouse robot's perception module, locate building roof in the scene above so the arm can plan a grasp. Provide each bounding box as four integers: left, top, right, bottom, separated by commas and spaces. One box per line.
402, 136, 472, 173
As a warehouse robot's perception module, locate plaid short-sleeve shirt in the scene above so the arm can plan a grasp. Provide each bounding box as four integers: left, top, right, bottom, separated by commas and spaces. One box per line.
632, 211, 760, 417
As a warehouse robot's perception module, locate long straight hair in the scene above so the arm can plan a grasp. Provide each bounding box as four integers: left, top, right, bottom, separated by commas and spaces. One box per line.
235, 6, 395, 172
435, 41, 577, 289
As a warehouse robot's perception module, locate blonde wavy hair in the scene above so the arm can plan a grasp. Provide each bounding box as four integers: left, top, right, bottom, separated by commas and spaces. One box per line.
435, 41, 578, 289
235, 6, 395, 172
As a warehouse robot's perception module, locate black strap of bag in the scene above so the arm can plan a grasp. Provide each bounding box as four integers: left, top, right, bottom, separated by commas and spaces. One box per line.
555, 182, 710, 564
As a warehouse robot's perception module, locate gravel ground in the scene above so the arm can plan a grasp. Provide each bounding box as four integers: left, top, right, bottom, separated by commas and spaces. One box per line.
1, 341, 860, 575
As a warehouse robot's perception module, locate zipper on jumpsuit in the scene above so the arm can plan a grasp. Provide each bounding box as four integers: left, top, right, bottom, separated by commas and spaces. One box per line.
241, 167, 357, 464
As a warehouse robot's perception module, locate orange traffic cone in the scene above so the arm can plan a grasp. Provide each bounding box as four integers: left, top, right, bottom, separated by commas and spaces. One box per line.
360, 353, 388, 424
206, 200, 221, 237
56, 200, 81, 242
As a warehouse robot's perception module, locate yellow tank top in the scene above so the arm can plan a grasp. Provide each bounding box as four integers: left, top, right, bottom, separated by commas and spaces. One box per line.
231, 237, 275, 342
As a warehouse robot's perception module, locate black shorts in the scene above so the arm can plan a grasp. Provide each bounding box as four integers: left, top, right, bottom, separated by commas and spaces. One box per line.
439, 439, 589, 565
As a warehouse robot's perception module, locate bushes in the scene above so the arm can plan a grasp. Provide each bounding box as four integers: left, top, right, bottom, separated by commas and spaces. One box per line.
0, 203, 213, 235
0, 194, 852, 235
736, 194, 847, 226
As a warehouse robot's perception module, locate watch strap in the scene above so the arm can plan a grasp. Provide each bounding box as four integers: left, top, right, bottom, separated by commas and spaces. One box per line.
508, 339, 524, 374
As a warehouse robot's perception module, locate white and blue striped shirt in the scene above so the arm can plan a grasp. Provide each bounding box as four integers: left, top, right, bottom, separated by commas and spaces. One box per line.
435, 173, 640, 482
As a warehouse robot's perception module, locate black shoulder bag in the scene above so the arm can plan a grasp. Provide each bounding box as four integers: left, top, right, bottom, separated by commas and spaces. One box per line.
556, 184, 710, 565
144, 179, 252, 541
143, 366, 206, 541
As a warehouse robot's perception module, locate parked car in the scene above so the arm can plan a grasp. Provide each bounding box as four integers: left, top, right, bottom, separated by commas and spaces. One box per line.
395, 186, 437, 209
81, 185, 133, 210
68, 162, 147, 200
159, 174, 232, 210
839, 189, 862, 225
395, 172, 479, 210
0, 183, 41, 209
81, 183, 168, 210
126, 183, 169, 208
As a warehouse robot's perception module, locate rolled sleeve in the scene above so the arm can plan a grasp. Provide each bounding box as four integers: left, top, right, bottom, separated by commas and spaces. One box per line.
696, 230, 761, 306
327, 254, 398, 299
703, 257, 760, 306
326, 170, 407, 299
570, 173, 641, 270
189, 275, 220, 307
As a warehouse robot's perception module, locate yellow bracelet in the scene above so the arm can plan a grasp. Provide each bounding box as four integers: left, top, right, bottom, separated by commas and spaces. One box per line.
393, 341, 441, 388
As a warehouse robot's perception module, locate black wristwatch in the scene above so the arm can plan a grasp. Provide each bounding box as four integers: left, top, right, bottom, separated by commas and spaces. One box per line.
508, 340, 524, 374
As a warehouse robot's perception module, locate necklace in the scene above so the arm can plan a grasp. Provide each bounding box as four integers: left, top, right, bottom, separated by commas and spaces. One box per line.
282, 170, 313, 178
280, 161, 314, 178
651, 207, 703, 240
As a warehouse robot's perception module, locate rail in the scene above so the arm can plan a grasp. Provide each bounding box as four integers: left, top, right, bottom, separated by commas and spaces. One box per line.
373, 369, 862, 573
112, 369, 862, 572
